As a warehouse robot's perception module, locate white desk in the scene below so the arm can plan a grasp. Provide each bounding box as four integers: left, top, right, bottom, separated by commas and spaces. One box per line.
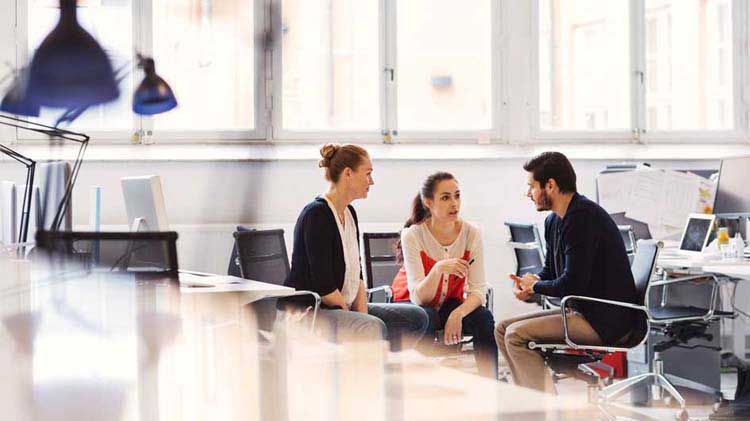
179, 277, 295, 304
701, 264, 750, 280
657, 254, 750, 274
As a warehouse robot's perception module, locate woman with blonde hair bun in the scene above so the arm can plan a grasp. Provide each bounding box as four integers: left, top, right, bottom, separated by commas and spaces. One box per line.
284, 143, 428, 350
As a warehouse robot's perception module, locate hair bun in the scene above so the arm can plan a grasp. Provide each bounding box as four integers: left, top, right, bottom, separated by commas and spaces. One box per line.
318, 143, 340, 168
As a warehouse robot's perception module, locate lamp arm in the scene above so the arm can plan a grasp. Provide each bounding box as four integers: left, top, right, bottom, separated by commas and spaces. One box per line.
0, 113, 89, 234
0, 143, 35, 167
0, 143, 35, 244
0, 114, 89, 144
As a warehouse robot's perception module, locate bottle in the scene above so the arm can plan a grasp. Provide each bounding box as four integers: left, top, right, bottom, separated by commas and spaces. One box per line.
731, 234, 745, 260
718, 227, 730, 260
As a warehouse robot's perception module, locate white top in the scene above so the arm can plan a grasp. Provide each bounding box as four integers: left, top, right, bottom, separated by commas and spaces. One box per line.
400, 220, 487, 308
323, 195, 361, 306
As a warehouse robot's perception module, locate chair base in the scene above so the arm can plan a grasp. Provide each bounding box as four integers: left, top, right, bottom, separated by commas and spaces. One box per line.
597, 372, 689, 421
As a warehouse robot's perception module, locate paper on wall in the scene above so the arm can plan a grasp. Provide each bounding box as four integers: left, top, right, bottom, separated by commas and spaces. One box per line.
597, 171, 637, 214
597, 168, 717, 240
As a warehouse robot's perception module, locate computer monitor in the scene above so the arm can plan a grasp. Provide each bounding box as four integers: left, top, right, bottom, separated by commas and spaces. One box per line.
121, 175, 169, 231
714, 156, 750, 215
679, 213, 716, 254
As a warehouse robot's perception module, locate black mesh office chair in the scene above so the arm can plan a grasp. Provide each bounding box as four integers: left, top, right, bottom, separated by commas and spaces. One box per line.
528, 239, 657, 418
602, 266, 734, 417
505, 222, 549, 307
362, 232, 399, 303
35, 230, 180, 277
227, 225, 254, 277
233, 229, 320, 329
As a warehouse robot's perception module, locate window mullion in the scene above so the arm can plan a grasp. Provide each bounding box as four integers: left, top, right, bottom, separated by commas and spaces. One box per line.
382, 0, 397, 142
492, 0, 503, 142
737, 0, 750, 140
133, 0, 154, 143
254, 0, 268, 140
270, 0, 282, 141
631, 0, 646, 143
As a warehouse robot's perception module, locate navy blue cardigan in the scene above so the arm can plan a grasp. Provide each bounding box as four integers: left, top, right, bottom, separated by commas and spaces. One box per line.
284, 197, 361, 309
533, 193, 639, 345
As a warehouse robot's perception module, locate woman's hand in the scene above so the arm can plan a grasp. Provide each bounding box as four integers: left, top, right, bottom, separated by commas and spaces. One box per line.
437, 258, 470, 278
443, 309, 464, 345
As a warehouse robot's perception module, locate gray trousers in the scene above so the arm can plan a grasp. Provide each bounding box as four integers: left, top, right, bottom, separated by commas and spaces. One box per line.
317, 303, 429, 351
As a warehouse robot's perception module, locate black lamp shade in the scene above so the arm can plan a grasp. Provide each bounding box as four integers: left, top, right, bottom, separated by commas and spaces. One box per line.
26, 0, 119, 109
132, 58, 177, 115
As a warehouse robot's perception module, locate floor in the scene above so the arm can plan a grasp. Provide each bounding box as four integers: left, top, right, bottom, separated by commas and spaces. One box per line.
438, 353, 738, 420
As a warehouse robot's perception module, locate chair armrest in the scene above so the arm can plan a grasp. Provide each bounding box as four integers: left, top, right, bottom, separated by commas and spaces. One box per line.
258, 290, 321, 331
367, 285, 393, 303
559, 295, 649, 349
506, 241, 539, 250
650, 274, 718, 287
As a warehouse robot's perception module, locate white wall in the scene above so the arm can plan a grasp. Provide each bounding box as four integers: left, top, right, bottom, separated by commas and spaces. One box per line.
0, 156, 719, 320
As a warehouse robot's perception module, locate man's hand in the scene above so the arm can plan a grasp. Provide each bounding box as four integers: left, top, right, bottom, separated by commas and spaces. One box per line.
509, 273, 539, 301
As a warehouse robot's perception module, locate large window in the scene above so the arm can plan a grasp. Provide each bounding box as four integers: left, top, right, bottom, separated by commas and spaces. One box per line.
280, 0, 380, 132
537, 0, 744, 140
396, 0, 492, 132
274, 0, 499, 140
645, 0, 733, 131
25, 0, 260, 140
538, 0, 631, 131
152, 0, 256, 131
13, 1, 748, 144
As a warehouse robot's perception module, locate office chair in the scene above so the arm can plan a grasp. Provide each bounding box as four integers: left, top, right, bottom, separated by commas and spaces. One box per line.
528, 239, 657, 418
505, 221, 553, 307
605, 270, 734, 412
362, 232, 399, 303
227, 225, 254, 277
530, 240, 731, 421
35, 230, 180, 277
233, 229, 320, 330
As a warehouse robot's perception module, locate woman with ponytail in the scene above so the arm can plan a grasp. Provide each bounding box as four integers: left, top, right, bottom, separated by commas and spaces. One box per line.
284, 143, 428, 351
392, 172, 498, 378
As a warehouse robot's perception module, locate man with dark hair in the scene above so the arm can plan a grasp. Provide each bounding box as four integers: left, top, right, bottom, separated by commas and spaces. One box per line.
495, 151, 637, 391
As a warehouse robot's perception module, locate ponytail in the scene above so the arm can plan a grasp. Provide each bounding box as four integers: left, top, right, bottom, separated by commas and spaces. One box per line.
396, 193, 431, 263
405, 193, 430, 229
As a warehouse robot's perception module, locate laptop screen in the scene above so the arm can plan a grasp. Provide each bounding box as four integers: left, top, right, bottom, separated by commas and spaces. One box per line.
680, 217, 713, 252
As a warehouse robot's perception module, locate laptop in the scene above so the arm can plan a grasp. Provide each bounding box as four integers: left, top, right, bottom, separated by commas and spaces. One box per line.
662, 213, 716, 258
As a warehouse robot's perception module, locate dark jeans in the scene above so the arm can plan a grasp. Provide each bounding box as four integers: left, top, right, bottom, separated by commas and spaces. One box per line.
421, 298, 498, 379
317, 302, 429, 351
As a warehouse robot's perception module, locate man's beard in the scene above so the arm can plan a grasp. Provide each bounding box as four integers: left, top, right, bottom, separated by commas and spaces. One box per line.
535, 190, 552, 211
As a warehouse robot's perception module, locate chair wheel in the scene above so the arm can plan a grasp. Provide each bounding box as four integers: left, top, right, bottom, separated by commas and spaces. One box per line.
675, 409, 688, 421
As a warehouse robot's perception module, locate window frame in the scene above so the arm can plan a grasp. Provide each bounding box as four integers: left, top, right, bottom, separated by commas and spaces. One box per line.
529, 0, 750, 144
14, 0, 267, 144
